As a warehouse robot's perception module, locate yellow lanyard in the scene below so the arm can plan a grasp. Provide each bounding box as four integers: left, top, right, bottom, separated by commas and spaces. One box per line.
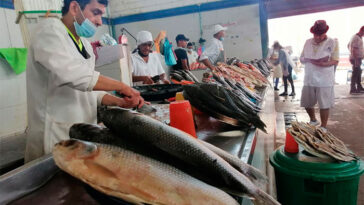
65, 26, 83, 51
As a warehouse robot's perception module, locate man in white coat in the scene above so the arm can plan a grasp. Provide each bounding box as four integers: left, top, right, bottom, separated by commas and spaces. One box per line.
25, 0, 144, 162
131, 31, 169, 86
199, 24, 227, 71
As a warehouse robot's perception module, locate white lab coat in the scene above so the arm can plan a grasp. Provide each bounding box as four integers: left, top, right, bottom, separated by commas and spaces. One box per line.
131, 52, 165, 86
25, 18, 106, 162
199, 38, 224, 65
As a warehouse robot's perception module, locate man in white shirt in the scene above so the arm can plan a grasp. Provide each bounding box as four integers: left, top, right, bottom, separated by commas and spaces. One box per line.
348, 26, 364, 94
131, 31, 169, 86
199, 24, 227, 70
300, 20, 339, 131
25, 0, 144, 162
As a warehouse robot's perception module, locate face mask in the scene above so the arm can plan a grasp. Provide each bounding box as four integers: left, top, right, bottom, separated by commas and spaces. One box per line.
219, 37, 224, 41
188, 49, 192, 52
73, 4, 96, 38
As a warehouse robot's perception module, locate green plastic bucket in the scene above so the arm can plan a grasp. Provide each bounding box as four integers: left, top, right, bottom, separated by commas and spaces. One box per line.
269, 146, 364, 205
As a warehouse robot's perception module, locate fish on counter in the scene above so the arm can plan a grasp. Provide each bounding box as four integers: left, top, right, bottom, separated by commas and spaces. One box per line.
98, 108, 279, 205
288, 121, 358, 162
183, 83, 267, 132
170, 70, 200, 83
70, 123, 268, 188
53, 139, 239, 205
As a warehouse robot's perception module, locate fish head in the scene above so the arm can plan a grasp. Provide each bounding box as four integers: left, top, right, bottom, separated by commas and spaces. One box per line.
53, 139, 99, 162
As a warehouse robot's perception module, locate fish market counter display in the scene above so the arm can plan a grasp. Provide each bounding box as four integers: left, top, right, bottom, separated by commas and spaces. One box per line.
0, 115, 263, 205
0, 96, 272, 205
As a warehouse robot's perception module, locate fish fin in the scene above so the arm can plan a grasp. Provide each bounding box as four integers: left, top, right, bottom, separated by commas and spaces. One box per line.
84, 160, 119, 179
241, 166, 269, 186
252, 189, 281, 205
89, 183, 148, 205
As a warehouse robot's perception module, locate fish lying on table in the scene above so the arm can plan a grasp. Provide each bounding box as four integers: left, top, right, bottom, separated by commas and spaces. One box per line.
183, 83, 266, 132
53, 139, 239, 205
70, 123, 268, 187
97, 108, 279, 205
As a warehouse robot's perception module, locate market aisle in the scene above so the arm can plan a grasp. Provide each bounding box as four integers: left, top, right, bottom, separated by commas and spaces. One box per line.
275, 83, 364, 205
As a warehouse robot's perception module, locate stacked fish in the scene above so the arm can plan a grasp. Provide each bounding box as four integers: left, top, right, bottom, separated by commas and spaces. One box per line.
183, 83, 266, 132
227, 58, 272, 78
170, 69, 200, 83
249, 59, 273, 78
53, 108, 280, 205
288, 121, 358, 162
214, 62, 269, 88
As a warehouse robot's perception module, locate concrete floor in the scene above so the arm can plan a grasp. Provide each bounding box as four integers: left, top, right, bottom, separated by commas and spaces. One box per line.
274, 79, 364, 205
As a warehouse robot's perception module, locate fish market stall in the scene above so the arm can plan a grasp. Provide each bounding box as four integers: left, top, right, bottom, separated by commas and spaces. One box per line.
0, 59, 275, 205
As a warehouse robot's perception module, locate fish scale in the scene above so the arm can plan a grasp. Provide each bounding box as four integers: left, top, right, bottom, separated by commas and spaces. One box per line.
53, 139, 239, 205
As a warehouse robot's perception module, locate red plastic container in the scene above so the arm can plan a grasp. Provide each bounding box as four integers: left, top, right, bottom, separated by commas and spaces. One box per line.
169, 100, 197, 138
284, 130, 299, 153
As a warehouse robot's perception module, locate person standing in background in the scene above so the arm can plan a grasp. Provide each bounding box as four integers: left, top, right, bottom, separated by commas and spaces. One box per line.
268, 42, 282, 91
173, 34, 190, 70
187, 42, 198, 65
348, 26, 364, 94
273, 42, 296, 96
131, 31, 170, 85
200, 24, 227, 71
300, 20, 339, 131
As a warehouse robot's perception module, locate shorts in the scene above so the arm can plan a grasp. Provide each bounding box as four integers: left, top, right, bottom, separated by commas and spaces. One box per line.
300, 86, 335, 109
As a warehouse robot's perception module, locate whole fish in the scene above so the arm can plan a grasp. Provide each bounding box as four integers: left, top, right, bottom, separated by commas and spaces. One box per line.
98, 108, 280, 205
198, 139, 268, 186
70, 123, 266, 188
183, 84, 266, 132
53, 139, 239, 205
70, 123, 226, 188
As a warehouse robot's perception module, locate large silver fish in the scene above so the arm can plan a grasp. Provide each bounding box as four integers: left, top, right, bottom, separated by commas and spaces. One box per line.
53, 139, 239, 205
98, 108, 280, 205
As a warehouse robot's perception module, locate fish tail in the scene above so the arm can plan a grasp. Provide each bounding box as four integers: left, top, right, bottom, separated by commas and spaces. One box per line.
252, 189, 281, 205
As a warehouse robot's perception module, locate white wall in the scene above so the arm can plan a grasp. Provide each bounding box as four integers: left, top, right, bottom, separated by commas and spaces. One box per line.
114, 4, 263, 60
0, 8, 27, 138
109, 0, 219, 18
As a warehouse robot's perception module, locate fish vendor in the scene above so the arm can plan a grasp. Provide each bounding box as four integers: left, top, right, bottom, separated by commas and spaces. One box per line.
131, 31, 170, 86
25, 0, 145, 163
199, 24, 227, 71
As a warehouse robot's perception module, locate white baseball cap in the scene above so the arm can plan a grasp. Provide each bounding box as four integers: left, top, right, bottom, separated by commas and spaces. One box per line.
136, 31, 153, 46
214, 24, 227, 35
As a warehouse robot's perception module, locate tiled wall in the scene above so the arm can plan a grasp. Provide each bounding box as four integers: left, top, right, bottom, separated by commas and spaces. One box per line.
0, 8, 27, 137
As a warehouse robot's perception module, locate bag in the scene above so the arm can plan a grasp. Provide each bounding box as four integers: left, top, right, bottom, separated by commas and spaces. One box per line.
164, 38, 177, 66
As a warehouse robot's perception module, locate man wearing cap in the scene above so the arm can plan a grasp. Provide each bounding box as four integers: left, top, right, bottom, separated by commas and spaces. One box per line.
300, 20, 339, 131
348, 26, 364, 94
199, 24, 227, 71
131, 31, 169, 85
173, 34, 190, 70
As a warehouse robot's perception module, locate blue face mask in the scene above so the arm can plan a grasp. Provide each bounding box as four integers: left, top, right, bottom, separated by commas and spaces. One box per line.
73, 4, 96, 38
219, 37, 224, 41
